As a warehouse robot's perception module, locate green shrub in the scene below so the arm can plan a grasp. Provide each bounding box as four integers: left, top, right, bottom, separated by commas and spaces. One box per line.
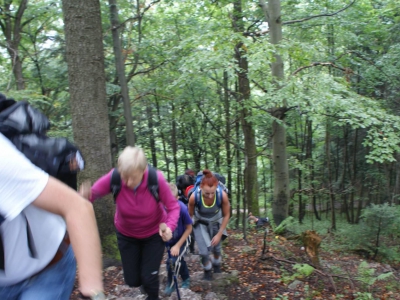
102, 234, 121, 261
341, 203, 400, 260
280, 263, 315, 283
356, 261, 393, 291
274, 216, 296, 235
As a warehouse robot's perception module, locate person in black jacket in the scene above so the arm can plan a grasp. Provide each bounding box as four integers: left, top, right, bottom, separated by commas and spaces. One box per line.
248, 212, 269, 228
176, 169, 196, 253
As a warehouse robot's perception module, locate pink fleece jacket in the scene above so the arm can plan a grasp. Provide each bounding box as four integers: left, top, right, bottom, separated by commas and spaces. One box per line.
89, 168, 180, 239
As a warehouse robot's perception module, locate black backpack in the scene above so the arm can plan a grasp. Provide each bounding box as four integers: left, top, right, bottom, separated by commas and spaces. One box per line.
110, 165, 159, 203
0, 94, 84, 190
0, 94, 84, 271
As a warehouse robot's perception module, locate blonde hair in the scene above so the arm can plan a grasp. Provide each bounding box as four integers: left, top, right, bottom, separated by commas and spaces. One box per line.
168, 182, 178, 198
118, 146, 148, 174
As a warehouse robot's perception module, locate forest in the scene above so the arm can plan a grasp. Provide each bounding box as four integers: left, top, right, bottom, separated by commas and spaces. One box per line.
1, 0, 400, 299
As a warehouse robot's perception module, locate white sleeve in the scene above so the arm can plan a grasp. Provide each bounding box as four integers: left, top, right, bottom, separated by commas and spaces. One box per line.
0, 134, 49, 222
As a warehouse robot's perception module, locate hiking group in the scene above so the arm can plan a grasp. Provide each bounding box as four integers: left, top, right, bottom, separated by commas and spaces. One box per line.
0, 93, 231, 300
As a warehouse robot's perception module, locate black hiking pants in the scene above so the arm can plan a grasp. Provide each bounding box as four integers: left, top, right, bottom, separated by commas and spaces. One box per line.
116, 230, 165, 300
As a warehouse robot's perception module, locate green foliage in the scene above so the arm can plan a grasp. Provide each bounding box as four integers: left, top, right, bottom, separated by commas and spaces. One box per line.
3, 0, 400, 248
356, 261, 393, 291
227, 216, 237, 229
340, 204, 400, 261
280, 263, 314, 284
102, 234, 121, 261
274, 216, 296, 235
273, 295, 289, 300
293, 263, 315, 277
353, 292, 374, 300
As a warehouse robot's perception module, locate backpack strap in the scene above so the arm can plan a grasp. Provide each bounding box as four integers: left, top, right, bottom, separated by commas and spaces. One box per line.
147, 165, 160, 202
110, 168, 121, 202
215, 185, 223, 207
194, 189, 201, 209
111, 166, 159, 203
0, 234, 4, 270
195, 186, 223, 209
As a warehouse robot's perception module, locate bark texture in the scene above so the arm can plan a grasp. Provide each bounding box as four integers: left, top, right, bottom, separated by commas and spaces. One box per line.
62, 0, 115, 240
261, 0, 290, 225
233, 0, 259, 215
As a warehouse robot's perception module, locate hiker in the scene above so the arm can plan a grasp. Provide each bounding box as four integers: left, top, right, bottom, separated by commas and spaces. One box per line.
0, 133, 104, 300
176, 169, 196, 253
176, 169, 195, 205
80, 146, 180, 300
188, 169, 230, 280
164, 183, 193, 296
248, 212, 269, 228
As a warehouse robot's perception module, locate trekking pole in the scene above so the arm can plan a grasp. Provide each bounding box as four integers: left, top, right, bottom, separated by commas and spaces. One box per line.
160, 223, 181, 300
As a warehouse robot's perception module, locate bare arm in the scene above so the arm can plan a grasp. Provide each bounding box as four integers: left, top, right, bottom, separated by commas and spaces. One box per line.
32, 177, 103, 296
170, 224, 192, 256
219, 191, 230, 234
210, 191, 230, 246
175, 224, 192, 249
188, 194, 195, 217
248, 215, 258, 222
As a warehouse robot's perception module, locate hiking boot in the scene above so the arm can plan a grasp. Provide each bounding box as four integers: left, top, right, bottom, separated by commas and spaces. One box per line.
164, 282, 175, 296
213, 264, 222, 273
181, 278, 190, 289
203, 269, 213, 281
139, 285, 147, 295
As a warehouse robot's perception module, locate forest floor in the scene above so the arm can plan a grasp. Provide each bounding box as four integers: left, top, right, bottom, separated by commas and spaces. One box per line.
70, 226, 400, 300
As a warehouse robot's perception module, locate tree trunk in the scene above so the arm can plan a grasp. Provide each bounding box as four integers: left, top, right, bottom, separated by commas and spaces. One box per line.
305, 119, 320, 220
235, 109, 242, 229
155, 97, 170, 180
171, 103, 178, 177
108, 0, 135, 146
350, 128, 359, 223
109, 94, 121, 166
325, 123, 336, 230
393, 154, 400, 205
146, 101, 157, 167
341, 127, 351, 223
272, 120, 290, 225
1, 0, 28, 90
232, 0, 259, 216
261, 0, 290, 225
223, 71, 233, 202
62, 0, 115, 241
262, 157, 268, 216
295, 120, 305, 223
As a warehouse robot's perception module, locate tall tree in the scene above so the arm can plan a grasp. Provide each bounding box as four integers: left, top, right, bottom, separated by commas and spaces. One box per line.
232, 0, 259, 216
61, 0, 114, 240
108, 0, 135, 146
0, 0, 28, 90
260, 0, 290, 225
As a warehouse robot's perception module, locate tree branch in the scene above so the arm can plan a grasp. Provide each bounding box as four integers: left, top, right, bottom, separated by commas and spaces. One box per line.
291, 62, 351, 76
283, 0, 356, 25
126, 60, 168, 81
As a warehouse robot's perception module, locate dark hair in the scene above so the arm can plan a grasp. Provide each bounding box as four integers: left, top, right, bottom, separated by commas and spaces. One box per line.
176, 174, 195, 192
184, 168, 195, 177
200, 169, 218, 188
0, 93, 16, 112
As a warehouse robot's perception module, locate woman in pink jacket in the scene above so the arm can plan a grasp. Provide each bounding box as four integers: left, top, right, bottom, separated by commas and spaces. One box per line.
82, 146, 180, 300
